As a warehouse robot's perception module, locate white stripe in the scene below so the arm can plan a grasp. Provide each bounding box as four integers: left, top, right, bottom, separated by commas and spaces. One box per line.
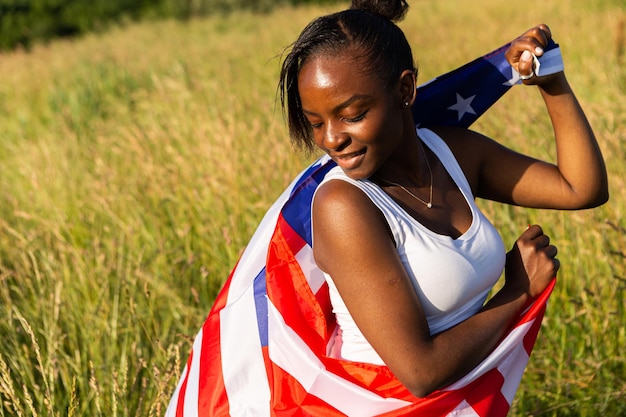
221, 284, 271, 417
496, 324, 532, 404
183, 328, 203, 416
217, 172, 289, 416
267, 301, 411, 416
226, 192, 288, 301
446, 400, 480, 416
536, 47, 564, 76
295, 245, 326, 294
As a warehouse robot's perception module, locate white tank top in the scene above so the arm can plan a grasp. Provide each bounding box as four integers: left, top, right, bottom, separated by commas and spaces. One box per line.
314, 128, 506, 365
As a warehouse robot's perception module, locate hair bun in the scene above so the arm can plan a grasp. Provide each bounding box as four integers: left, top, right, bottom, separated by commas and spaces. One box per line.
350, 0, 409, 22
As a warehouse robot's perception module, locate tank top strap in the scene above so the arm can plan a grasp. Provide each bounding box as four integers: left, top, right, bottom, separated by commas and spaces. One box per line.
417, 128, 475, 200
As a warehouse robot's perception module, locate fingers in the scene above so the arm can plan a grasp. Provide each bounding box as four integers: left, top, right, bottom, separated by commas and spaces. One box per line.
505, 23, 553, 81
545, 243, 558, 259
538, 23, 552, 39
524, 225, 554, 248
518, 24, 552, 55
523, 224, 544, 239
518, 49, 538, 80
532, 225, 560, 272
506, 224, 559, 299
521, 224, 560, 267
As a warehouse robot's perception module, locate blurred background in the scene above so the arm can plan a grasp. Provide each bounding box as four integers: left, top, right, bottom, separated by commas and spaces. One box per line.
0, 0, 336, 51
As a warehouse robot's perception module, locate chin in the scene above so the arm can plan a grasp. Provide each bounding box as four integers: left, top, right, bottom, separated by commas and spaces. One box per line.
341, 168, 371, 181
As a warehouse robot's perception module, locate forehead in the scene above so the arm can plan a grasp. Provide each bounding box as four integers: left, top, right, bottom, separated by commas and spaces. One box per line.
297, 50, 383, 103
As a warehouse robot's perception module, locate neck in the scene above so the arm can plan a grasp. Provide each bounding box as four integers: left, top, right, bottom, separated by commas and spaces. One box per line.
375, 139, 431, 187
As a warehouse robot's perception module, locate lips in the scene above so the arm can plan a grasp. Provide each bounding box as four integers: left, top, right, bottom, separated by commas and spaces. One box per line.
333, 148, 366, 171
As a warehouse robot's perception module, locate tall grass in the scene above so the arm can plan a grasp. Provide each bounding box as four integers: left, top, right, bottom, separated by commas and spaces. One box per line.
0, 1, 624, 415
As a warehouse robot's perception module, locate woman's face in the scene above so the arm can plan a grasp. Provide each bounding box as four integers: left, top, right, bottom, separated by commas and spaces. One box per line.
298, 50, 409, 180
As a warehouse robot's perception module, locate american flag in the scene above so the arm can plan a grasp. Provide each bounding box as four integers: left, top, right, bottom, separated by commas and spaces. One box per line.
166, 40, 563, 417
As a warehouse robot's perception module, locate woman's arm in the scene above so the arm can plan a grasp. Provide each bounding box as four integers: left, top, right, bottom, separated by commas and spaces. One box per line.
312, 180, 558, 397
451, 24, 608, 209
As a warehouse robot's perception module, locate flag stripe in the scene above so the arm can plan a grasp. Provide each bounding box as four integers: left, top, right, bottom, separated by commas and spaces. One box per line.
253, 270, 269, 347
220, 283, 270, 415
183, 330, 202, 416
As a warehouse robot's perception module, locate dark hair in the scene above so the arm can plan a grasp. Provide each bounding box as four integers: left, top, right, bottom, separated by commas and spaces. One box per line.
278, 0, 416, 151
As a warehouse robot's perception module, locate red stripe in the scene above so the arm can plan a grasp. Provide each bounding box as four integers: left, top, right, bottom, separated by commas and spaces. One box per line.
314, 281, 336, 346
464, 369, 509, 417
266, 353, 347, 417
522, 279, 554, 355
196, 270, 236, 415
320, 358, 414, 400
376, 369, 509, 416
266, 215, 331, 354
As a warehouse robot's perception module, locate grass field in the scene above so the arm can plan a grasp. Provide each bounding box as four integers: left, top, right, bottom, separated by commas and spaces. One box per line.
0, 0, 625, 415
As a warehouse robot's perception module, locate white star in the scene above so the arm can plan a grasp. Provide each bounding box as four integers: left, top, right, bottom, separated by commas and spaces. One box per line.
503, 70, 522, 86
448, 93, 477, 121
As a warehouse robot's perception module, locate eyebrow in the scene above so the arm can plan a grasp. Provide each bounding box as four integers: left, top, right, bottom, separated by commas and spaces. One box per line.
302, 94, 373, 116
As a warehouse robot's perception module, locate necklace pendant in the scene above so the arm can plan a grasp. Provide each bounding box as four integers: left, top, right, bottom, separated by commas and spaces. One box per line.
426, 202, 432, 209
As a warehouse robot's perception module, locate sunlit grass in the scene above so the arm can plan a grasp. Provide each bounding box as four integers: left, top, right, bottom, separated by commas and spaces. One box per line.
0, 1, 624, 415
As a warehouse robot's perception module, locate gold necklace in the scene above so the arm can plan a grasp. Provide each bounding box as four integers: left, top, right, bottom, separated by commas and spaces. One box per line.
375, 144, 434, 209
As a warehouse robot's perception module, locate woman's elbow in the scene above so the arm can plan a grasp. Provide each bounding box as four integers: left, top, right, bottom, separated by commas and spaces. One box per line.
408, 386, 437, 399
580, 187, 609, 209
401, 373, 444, 399
586, 170, 610, 208
594, 188, 610, 207
565, 180, 609, 209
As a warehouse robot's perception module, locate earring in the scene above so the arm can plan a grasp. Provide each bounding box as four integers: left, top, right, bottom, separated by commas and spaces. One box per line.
404, 101, 410, 107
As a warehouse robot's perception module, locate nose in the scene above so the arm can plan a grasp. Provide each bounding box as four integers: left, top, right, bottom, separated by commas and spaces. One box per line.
322, 121, 349, 151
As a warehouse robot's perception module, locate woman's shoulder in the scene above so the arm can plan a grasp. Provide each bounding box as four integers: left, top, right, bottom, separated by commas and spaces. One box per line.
425, 125, 490, 150
313, 172, 390, 236
426, 126, 499, 189
314, 176, 380, 220
312, 177, 392, 272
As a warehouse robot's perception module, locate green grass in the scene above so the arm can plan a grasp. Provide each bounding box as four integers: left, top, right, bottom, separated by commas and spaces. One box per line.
0, 1, 625, 415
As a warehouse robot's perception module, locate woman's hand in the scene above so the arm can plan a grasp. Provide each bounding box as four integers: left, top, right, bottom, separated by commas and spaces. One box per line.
505, 24, 559, 85
504, 225, 559, 300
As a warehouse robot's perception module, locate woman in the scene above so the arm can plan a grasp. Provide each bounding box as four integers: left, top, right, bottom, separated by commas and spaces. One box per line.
278, 0, 608, 399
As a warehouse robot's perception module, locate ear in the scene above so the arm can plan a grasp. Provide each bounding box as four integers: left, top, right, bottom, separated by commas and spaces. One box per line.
398, 69, 417, 107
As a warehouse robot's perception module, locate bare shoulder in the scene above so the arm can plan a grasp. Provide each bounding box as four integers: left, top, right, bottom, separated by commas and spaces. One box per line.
428, 125, 498, 158
312, 179, 394, 272
427, 126, 500, 191
313, 179, 383, 222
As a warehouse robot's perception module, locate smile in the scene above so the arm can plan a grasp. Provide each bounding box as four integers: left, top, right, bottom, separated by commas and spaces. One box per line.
333, 149, 366, 171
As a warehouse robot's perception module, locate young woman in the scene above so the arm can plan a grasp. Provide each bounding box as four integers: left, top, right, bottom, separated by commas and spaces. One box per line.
278, 0, 608, 398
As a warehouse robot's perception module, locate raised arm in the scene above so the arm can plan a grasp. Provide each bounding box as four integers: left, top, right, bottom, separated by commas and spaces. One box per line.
312, 180, 558, 397
458, 24, 609, 209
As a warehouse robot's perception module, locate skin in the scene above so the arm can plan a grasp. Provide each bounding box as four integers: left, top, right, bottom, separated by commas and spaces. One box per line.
301, 24, 608, 398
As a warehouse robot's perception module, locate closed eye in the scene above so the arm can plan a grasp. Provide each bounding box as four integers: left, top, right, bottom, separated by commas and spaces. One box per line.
344, 111, 367, 123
